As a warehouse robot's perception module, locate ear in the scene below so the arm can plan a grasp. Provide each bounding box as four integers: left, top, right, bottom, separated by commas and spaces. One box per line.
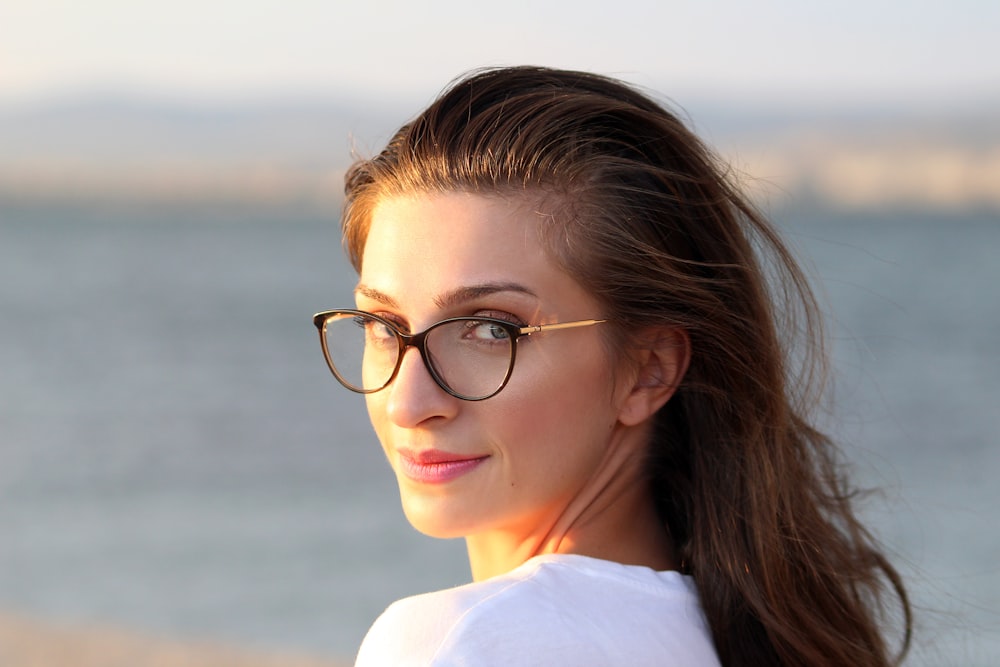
617, 327, 690, 427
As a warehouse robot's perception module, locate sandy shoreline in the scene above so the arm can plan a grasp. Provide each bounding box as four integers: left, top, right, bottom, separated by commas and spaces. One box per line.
0, 613, 347, 667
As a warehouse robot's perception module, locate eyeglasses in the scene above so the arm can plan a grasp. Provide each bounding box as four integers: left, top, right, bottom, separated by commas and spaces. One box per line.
312, 309, 606, 401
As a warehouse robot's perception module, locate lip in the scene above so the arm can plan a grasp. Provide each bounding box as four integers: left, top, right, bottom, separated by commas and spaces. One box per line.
396, 449, 489, 484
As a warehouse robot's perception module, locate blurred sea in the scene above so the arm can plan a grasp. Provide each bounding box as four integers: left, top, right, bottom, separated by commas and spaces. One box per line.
0, 203, 997, 664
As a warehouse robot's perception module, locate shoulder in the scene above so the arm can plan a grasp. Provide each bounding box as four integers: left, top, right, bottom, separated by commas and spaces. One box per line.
354, 555, 720, 667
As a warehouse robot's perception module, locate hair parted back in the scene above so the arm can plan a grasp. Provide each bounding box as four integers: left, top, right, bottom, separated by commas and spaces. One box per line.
341, 66, 911, 667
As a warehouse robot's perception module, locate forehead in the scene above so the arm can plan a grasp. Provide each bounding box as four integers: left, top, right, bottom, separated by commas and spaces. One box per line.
358, 191, 587, 313
362, 192, 542, 271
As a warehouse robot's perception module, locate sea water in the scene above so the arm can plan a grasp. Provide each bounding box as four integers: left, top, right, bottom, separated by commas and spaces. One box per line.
0, 203, 997, 664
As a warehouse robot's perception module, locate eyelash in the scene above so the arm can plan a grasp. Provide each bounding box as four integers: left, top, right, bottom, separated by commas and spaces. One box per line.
473, 310, 526, 327
370, 311, 407, 331
369, 309, 526, 331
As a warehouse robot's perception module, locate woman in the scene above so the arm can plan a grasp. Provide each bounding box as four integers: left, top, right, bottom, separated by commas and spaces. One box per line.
313, 66, 911, 666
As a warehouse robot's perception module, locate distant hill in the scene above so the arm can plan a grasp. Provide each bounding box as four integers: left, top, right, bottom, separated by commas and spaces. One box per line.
1, 95, 997, 212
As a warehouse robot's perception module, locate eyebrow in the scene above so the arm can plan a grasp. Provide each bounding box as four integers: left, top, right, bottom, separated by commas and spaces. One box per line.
354, 281, 537, 311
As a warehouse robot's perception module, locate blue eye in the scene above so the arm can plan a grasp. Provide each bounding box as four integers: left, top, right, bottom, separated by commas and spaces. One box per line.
482, 322, 511, 340
463, 320, 511, 341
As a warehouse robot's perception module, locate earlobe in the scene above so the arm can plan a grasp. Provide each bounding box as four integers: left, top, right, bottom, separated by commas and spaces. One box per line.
617, 328, 690, 427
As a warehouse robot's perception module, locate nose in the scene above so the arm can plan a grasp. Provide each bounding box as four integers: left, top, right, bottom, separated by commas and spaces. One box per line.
383, 346, 458, 428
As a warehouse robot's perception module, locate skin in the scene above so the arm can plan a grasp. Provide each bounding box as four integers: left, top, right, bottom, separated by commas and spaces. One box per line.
357, 191, 689, 581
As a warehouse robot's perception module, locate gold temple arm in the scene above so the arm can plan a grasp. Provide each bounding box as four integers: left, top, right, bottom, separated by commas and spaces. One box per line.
518, 319, 606, 335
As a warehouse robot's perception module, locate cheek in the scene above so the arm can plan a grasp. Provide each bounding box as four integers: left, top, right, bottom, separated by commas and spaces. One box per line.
513, 340, 617, 409
490, 349, 619, 449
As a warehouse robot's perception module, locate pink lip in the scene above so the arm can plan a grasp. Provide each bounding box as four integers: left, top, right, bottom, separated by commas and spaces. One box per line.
396, 449, 489, 484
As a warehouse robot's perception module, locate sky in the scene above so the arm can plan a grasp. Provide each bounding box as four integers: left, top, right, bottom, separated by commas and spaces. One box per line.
1, 0, 997, 108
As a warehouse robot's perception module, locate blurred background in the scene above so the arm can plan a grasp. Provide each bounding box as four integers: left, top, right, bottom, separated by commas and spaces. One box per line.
1, 1, 997, 665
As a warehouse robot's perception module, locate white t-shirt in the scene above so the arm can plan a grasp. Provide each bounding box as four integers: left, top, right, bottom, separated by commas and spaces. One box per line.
355, 553, 721, 666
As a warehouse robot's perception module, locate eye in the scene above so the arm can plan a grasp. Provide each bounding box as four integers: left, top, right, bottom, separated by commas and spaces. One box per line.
464, 320, 512, 341
356, 314, 399, 343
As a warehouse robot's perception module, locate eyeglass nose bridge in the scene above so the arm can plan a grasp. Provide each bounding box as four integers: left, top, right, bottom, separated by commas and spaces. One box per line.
387, 326, 461, 400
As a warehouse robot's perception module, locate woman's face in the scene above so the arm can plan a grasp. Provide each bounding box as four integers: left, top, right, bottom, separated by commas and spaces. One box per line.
357, 191, 640, 541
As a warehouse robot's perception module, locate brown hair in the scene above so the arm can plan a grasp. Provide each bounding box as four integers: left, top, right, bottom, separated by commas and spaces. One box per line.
341, 66, 911, 667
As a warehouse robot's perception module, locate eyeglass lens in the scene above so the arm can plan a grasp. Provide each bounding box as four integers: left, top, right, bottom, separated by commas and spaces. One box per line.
322, 312, 515, 399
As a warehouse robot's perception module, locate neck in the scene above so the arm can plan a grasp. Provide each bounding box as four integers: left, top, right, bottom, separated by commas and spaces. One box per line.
465, 426, 676, 581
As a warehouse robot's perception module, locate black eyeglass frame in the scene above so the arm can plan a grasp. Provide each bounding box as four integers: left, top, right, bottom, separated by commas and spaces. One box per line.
312, 308, 606, 401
